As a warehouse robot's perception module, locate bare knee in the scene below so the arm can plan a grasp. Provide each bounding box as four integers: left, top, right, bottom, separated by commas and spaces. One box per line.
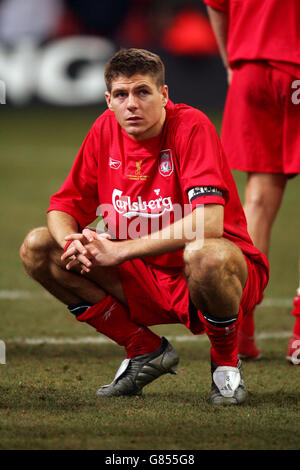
21, 227, 49, 258
183, 238, 247, 316
184, 239, 232, 281
244, 191, 271, 221
244, 173, 287, 220
20, 227, 57, 277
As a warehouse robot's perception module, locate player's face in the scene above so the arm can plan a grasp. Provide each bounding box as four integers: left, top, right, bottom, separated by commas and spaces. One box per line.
105, 74, 168, 141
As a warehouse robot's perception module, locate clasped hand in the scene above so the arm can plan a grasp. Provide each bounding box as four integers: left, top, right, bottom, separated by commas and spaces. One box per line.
61, 228, 122, 274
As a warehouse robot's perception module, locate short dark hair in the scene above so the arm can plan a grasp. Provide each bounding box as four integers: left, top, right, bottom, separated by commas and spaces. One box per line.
104, 48, 165, 92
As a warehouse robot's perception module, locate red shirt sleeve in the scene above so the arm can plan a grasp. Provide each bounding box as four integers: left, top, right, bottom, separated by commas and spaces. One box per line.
47, 122, 100, 229
175, 110, 229, 210
203, 0, 229, 13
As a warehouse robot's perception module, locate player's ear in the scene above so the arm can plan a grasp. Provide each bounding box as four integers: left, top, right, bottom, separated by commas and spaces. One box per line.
105, 91, 113, 110
161, 85, 168, 107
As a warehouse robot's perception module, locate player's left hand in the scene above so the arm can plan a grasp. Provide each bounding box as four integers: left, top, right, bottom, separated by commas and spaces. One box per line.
78, 236, 126, 272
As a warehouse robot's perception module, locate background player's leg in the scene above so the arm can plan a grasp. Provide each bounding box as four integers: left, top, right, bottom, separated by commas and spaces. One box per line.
240, 172, 287, 358
286, 255, 300, 365
243, 172, 288, 256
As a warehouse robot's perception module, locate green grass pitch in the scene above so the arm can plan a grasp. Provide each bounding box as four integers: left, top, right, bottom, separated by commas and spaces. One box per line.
0, 106, 299, 450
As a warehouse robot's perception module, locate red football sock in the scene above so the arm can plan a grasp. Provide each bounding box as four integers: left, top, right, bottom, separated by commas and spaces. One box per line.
76, 295, 162, 358
239, 307, 255, 338
292, 318, 300, 337
291, 295, 300, 336
291, 294, 300, 316
201, 314, 241, 367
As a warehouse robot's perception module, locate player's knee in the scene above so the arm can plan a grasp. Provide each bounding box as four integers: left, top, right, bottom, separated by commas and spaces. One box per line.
245, 190, 268, 212
20, 227, 51, 274
23, 227, 51, 251
184, 239, 226, 282
245, 186, 281, 220
184, 238, 247, 287
184, 239, 246, 316
19, 242, 26, 262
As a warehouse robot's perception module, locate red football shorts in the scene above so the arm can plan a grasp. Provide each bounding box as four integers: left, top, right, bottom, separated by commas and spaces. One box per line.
117, 254, 268, 334
221, 61, 300, 175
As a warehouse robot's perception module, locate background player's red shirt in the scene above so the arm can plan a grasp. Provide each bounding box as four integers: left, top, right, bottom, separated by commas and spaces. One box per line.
204, 0, 300, 77
48, 100, 268, 270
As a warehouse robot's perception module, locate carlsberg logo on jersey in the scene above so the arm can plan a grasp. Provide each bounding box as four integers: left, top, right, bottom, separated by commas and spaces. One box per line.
96, 189, 204, 242
112, 189, 173, 219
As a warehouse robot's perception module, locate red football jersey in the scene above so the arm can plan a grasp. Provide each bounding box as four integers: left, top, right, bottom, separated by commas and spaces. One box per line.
48, 100, 267, 270
204, 0, 300, 76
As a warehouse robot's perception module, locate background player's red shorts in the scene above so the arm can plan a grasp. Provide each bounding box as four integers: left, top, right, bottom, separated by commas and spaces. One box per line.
221, 61, 300, 175
117, 253, 268, 335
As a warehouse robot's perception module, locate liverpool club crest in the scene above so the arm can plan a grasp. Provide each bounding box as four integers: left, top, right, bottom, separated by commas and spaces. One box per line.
158, 149, 173, 177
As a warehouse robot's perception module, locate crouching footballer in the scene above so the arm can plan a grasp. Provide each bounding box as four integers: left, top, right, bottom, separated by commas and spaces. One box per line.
20, 48, 269, 405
